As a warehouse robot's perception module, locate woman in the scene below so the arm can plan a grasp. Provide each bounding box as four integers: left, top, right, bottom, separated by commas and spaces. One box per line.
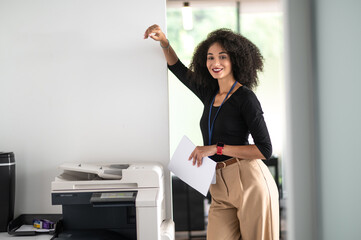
144, 24, 279, 240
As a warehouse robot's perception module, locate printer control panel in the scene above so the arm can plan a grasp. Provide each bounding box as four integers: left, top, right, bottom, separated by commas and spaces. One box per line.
90, 191, 137, 206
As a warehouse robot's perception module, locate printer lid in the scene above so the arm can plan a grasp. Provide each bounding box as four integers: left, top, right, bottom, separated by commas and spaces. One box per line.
58, 163, 130, 180
52, 162, 164, 191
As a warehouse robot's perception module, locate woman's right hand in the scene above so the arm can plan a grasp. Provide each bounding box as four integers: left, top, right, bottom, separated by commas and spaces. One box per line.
144, 24, 178, 65
144, 24, 168, 46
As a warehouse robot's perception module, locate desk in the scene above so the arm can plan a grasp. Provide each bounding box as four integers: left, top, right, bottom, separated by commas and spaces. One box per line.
0, 232, 51, 239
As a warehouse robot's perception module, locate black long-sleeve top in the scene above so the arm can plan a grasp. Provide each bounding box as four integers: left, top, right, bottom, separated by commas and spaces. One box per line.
168, 60, 272, 162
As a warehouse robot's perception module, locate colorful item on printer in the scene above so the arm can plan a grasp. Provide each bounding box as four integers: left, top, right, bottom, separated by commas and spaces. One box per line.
33, 219, 55, 229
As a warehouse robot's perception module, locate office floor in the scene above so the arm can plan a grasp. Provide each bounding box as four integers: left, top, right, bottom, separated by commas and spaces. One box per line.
175, 199, 287, 240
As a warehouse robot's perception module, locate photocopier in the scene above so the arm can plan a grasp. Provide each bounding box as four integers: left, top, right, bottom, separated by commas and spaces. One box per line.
51, 162, 174, 240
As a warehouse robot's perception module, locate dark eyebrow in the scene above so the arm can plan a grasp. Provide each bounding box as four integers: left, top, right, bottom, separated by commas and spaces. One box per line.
207, 52, 227, 55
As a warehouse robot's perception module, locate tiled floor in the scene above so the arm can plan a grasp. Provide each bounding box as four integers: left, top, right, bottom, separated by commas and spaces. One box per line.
175, 231, 206, 240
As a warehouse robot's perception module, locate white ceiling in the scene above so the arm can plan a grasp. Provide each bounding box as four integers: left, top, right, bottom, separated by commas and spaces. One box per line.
166, 0, 282, 13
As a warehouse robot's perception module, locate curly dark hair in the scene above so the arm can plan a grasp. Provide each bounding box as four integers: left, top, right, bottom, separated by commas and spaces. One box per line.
189, 28, 264, 90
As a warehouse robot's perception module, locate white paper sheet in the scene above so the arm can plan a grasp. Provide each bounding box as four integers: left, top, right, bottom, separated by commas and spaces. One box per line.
15, 224, 53, 232
168, 135, 216, 196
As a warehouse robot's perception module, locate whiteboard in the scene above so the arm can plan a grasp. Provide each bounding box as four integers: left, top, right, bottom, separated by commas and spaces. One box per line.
0, 0, 170, 217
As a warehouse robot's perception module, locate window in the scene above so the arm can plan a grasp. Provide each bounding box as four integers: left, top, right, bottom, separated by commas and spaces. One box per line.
167, 1, 284, 164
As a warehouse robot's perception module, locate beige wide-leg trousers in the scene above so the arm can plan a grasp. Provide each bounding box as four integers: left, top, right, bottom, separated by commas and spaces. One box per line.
207, 159, 279, 240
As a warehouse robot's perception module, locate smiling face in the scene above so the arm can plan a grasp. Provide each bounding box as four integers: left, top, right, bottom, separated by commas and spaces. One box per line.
206, 42, 233, 81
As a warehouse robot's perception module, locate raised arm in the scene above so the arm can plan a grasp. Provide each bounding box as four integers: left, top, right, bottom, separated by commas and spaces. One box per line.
144, 24, 178, 66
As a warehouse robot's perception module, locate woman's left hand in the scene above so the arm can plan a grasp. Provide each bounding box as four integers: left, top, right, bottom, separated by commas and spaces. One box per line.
189, 145, 217, 167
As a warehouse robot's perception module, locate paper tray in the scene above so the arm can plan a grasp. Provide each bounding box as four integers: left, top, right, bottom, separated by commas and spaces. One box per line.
7, 214, 62, 236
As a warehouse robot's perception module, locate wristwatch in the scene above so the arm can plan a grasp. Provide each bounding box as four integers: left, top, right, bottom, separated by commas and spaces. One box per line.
216, 142, 224, 155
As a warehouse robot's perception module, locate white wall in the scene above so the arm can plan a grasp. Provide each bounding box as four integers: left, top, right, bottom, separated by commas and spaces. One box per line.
0, 0, 171, 218
285, 0, 361, 239
315, 0, 361, 239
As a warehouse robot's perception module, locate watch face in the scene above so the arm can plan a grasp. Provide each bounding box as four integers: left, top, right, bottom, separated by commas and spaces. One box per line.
216, 143, 224, 155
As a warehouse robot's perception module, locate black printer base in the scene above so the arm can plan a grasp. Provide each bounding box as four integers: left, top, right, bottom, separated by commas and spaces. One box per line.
52, 229, 135, 240
51, 191, 137, 240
